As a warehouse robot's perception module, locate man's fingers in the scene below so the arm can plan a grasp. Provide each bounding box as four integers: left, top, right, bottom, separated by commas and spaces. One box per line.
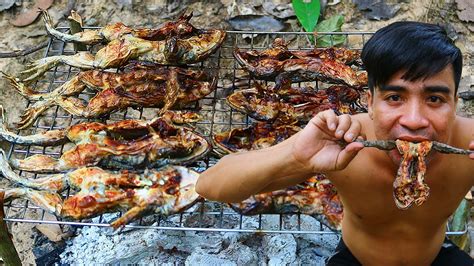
344, 119, 362, 142
336, 142, 364, 169
322, 110, 338, 131
310, 110, 338, 135
334, 114, 350, 138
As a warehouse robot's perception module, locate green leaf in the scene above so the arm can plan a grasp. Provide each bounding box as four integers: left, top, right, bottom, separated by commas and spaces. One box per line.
315, 14, 346, 47
292, 0, 320, 33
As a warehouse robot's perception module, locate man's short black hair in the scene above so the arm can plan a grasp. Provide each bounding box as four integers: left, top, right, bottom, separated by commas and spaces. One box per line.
361, 21, 462, 94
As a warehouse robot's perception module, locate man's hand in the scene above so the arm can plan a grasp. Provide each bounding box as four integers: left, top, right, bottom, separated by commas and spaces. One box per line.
292, 110, 365, 173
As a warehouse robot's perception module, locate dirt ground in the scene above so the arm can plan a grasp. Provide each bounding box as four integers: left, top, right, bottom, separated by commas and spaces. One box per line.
0, 0, 472, 264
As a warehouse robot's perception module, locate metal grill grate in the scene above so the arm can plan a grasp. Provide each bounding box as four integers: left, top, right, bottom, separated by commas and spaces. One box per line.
1, 29, 467, 236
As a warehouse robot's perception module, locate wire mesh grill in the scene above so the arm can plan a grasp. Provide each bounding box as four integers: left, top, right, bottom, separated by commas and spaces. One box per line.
0, 29, 467, 236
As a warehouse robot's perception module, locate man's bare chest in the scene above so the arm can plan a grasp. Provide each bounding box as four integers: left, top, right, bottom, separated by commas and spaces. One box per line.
331, 158, 472, 228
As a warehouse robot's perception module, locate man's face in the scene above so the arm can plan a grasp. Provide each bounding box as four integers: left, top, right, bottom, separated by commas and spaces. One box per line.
367, 65, 458, 164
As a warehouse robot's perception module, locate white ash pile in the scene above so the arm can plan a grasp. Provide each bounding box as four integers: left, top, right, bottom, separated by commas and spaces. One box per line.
59, 213, 338, 265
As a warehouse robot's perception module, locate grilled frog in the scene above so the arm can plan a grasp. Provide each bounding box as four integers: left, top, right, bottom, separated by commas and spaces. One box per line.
229, 175, 343, 230
20, 11, 226, 82
5, 65, 217, 129
0, 149, 201, 228
393, 140, 433, 210
233, 38, 367, 89
213, 122, 301, 154
227, 83, 367, 123
2, 112, 209, 173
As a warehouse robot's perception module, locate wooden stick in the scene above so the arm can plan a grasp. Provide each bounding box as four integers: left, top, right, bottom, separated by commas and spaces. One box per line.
0, 41, 48, 58
0, 191, 21, 265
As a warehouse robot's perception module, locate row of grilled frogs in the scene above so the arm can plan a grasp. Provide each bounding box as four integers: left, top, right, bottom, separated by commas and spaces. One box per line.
0, 149, 201, 229
19, 10, 226, 83
3, 63, 218, 129
0, 12, 226, 228
0, 108, 208, 228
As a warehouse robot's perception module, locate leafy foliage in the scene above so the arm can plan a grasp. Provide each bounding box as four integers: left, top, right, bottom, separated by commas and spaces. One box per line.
292, 0, 321, 33
315, 15, 347, 47
292, 0, 347, 47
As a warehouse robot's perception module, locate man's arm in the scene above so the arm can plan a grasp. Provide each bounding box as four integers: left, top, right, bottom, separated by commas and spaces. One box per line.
196, 134, 311, 203
196, 110, 365, 203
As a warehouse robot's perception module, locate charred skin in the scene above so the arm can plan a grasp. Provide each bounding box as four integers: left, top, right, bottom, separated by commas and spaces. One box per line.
14, 66, 217, 129
63, 166, 201, 228
0, 155, 201, 229
10, 117, 209, 173
227, 84, 367, 123
233, 38, 367, 88
43, 10, 199, 44
393, 140, 433, 210
239, 38, 361, 65
20, 11, 226, 83
213, 123, 301, 153
229, 174, 343, 230
9, 64, 214, 101
0, 104, 200, 146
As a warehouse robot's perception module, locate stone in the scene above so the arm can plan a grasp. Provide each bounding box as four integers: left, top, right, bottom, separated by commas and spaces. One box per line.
263, 234, 297, 265
456, 0, 474, 22
220, 242, 259, 265
186, 247, 237, 266
0, 0, 15, 12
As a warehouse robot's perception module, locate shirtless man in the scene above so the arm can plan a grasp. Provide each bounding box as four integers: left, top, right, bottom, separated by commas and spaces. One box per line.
196, 22, 474, 265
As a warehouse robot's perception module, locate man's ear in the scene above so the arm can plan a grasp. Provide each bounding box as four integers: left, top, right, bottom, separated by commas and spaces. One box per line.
367, 90, 374, 120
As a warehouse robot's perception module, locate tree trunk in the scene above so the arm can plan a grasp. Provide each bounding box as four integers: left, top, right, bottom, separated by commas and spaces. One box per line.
0, 191, 22, 265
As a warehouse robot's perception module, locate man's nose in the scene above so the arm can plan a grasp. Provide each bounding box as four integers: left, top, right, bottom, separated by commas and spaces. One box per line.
398, 101, 430, 131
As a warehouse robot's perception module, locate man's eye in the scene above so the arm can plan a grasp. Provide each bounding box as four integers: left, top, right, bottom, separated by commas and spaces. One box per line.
428, 96, 443, 103
386, 95, 401, 101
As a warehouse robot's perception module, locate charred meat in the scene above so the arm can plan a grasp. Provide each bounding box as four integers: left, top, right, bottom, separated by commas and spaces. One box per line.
393, 140, 432, 210
6, 114, 209, 173
20, 11, 226, 82
5, 65, 217, 129
44, 12, 200, 45
229, 175, 343, 230
227, 84, 367, 123
213, 122, 301, 153
233, 38, 367, 88
0, 150, 200, 229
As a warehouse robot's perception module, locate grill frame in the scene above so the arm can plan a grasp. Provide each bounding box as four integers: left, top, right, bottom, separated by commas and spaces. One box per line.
0, 28, 467, 236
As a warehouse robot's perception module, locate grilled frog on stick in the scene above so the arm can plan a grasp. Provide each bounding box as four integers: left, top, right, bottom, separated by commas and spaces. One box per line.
20, 11, 226, 82
393, 140, 432, 210
0, 150, 201, 228
1, 110, 209, 173
343, 139, 473, 209
4, 65, 217, 129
